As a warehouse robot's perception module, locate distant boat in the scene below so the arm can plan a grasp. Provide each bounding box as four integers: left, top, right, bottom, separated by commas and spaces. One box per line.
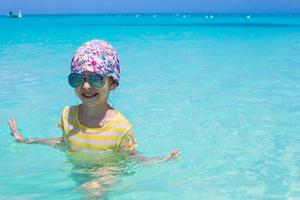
7, 10, 22, 18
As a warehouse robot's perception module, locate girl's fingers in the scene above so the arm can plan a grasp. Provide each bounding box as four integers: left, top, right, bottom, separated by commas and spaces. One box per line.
166, 149, 181, 160
11, 117, 17, 129
13, 117, 17, 127
11, 117, 18, 130
7, 117, 24, 142
172, 149, 180, 157
7, 119, 15, 132
171, 152, 179, 158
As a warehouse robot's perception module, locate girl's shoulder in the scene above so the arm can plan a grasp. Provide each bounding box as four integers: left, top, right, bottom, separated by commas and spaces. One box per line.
61, 105, 79, 115
110, 109, 129, 121
111, 110, 132, 128
107, 110, 133, 136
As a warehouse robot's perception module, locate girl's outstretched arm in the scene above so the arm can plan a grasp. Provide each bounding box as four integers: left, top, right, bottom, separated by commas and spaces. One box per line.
122, 149, 181, 165
8, 117, 64, 148
119, 129, 180, 165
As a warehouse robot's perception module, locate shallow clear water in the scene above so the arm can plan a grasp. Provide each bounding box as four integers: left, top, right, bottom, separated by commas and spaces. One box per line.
0, 14, 300, 199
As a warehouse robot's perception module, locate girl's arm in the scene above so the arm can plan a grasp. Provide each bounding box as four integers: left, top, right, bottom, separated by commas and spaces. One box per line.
8, 117, 64, 148
119, 129, 180, 164
125, 149, 180, 165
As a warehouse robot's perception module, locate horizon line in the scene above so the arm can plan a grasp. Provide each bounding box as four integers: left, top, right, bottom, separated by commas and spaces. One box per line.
1, 11, 300, 16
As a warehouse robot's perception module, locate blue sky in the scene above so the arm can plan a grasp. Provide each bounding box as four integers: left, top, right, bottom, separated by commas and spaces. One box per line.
1, 0, 300, 14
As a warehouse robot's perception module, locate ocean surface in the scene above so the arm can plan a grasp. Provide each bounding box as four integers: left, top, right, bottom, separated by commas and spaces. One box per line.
0, 14, 300, 199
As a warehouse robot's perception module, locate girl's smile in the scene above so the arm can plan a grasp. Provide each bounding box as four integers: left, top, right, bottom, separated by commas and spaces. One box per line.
81, 92, 98, 99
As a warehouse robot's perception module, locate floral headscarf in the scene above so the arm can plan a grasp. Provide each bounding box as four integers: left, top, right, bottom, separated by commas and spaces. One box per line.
71, 40, 120, 83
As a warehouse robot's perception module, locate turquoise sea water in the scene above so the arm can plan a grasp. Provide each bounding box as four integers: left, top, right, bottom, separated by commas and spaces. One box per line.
0, 14, 300, 199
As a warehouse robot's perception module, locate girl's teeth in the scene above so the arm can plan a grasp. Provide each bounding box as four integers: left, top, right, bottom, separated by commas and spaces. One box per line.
82, 93, 97, 97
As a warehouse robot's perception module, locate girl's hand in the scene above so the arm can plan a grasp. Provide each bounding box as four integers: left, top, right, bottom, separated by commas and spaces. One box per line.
164, 149, 181, 161
7, 117, 25, 143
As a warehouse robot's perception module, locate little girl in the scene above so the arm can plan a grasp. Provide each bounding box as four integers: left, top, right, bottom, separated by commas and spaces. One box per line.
8, 40, 180, 163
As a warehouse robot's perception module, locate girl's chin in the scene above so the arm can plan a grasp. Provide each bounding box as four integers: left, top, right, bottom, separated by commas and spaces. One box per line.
80, 98, 99, 106
80, 98, 106, 107
81, 101, 93, 105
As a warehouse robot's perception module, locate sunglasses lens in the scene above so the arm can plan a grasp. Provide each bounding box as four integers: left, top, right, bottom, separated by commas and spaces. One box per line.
89, 74, 105, 88
68, 73, 84, 88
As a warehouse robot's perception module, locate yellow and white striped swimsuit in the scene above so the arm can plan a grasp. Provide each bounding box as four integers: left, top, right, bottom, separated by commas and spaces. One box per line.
58, 105, 137, 152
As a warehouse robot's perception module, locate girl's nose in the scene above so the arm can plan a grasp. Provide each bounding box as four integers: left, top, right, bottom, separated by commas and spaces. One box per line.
82, 80, 92, 89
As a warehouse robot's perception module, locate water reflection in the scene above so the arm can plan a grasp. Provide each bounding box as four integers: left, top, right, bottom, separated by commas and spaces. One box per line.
65, 151, 137, 198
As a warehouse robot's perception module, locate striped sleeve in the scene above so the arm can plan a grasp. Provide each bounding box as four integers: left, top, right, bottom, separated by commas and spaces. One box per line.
58, 106, 69, 129
120, 129, 137, 151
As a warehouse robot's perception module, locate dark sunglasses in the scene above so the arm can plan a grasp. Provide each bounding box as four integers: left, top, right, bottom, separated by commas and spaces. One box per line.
68, 73, 106, 89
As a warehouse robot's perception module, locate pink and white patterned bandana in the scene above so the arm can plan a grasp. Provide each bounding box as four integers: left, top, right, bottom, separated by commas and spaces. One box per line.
71, 40, 120, 83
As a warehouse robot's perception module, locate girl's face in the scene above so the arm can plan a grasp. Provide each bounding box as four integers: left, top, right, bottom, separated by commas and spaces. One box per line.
75, 71, 116, 107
